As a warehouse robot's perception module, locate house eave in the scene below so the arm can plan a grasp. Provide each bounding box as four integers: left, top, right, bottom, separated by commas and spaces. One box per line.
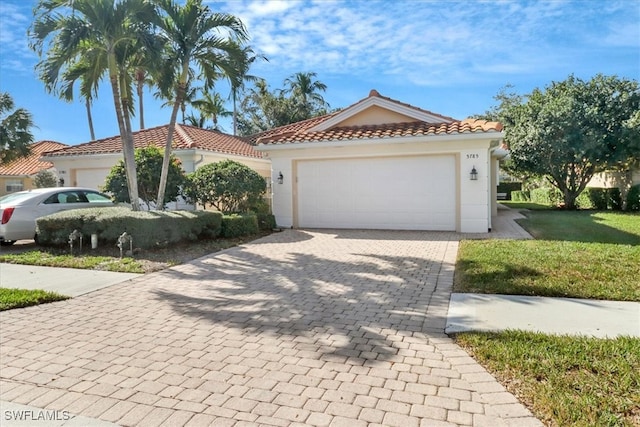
256, 131, 504, 152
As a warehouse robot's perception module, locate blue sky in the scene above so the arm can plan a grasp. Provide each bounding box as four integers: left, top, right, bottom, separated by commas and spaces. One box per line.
1, 0, 638, 145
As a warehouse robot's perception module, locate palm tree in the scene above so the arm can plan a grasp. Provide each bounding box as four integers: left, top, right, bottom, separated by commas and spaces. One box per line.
192, 90, 231, 131
155, 81, 199, 124
30, 0, 161, 210
283, 71, 329, 119
225, 42, 267, 135
153, 0, 247, 209
0, 92, 34, 164
58, 58, 100, 140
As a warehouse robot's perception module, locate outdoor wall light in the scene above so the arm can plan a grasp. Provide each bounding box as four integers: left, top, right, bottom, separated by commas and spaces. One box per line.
470, 166, 478, 181
277, 172, 284, 184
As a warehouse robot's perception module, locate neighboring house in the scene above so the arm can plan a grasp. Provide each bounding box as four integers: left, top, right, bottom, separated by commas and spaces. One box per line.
0, 140, 68, 196
253, 90, 506, 233
41, 124, 271, 195
587, 168, 640, 190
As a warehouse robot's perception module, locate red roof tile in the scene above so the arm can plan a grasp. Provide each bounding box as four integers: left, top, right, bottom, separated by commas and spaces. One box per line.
0, 140, 68, 176
44, 124, 263, 159
257, 119, 503, 145
253, 91, 501, 146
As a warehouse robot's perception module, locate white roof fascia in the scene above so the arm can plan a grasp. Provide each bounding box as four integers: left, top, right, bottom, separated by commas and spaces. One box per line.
256, 131, 502, 152
308, 97, 455, 132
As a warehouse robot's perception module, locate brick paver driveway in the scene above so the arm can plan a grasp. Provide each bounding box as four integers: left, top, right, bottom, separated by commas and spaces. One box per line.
0, 230, 541, 426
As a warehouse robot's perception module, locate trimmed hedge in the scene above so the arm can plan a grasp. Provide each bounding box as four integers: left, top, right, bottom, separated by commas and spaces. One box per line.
627, 185, 640, 211
256, 213, 276, 231
576, 188, 623, 210
36, 207, 223, 249
530, 187, 563, 206
221, 213, 259, 238
511, 190, 530, 202
497, 182, 522, 200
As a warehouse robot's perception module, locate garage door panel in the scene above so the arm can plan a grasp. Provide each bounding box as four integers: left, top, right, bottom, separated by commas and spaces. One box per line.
297, 156, 456, 230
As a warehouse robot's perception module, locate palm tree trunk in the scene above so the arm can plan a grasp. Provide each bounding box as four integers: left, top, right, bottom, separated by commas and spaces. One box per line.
85, 98, 96, 141
109, 60, 140, 211
137, 69, 145, 129
232, 89, 237, 136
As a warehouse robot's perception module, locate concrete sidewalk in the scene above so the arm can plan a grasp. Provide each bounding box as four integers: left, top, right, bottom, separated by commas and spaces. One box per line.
446, 293, 640, 338
0, 263, 140, 297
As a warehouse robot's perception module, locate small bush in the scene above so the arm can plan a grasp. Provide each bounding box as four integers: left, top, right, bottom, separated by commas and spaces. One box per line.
36, 207, 222, 249
511, 190, 530, 202
627, 185, 640, 211
221, 214, 259, 238
256, 213, 276, 230
530, 188, 562, 206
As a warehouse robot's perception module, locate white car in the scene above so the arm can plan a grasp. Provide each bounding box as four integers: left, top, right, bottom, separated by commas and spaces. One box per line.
0, 187, 116, 246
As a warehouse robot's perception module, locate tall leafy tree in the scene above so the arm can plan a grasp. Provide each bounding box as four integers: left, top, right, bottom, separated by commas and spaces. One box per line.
30, 0, 161, 210
153, 0, 247, 209
0, 92, 34, 164
237, 74, 330, 136
502, 74, 640, 209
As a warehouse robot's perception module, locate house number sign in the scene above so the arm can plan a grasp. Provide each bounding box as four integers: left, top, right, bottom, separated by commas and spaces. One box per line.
466, 154, 479, 159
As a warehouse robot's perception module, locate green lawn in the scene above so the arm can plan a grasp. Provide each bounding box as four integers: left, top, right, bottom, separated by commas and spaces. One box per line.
0, 251, 145, 273
0, 288, 69, 311
455, 331, 640, 427
455, 210, 640, 426
455, 211, 640, 301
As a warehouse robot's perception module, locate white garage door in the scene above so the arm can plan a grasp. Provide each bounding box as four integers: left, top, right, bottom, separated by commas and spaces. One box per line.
297, 155, 456, 230
75, 169, 112, 191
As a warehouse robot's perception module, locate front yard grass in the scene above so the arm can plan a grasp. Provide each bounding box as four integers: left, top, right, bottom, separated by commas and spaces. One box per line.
455, 211, 640, 301
455, 331, 640, 427
0, 288, 69, 311
455, 210, 640, 426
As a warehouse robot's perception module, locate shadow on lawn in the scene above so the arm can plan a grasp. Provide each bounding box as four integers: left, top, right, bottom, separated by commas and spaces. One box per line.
516, 211, 640, 246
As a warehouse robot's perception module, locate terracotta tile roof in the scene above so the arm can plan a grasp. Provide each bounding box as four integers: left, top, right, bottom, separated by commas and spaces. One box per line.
44, 124, 263, 159
242, 112, 340, 145
252, 91, 501, 146
0, 140, 68, 176
257, 118, 503, 145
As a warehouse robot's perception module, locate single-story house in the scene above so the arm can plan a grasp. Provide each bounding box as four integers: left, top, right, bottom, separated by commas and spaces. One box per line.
42, 124, 271, 194
0, 140, 68, 196
253, 90, 506, 233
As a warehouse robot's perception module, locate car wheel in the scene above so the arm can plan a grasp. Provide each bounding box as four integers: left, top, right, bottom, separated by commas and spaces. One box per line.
0, 240, 16, 246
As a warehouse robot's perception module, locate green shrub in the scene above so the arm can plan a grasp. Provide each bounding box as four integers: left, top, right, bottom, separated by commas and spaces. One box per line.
36, 207, 222, 249
608, 188, 622, 211
511, 190, 530, 202
627, 185, 640, 211
530, 188, 562, 206
256, 213, 276, 230
221, 213, 259, 238
577, 188, 623, 210
184, 160, 266, 213
497, 182, 522, 200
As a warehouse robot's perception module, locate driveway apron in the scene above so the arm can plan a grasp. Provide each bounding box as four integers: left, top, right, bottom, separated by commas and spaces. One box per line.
0, 230, 541, 426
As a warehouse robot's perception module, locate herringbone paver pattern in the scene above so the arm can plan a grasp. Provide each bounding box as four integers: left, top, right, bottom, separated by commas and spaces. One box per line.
0, 229, 541, 426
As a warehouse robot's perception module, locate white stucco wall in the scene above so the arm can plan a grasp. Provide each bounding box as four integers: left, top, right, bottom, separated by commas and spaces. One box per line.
259, 134, 497, 233
48, 150, 270, 192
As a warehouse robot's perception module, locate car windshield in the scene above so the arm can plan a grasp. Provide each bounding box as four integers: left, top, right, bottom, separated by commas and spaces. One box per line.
0, 192, 36, 205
